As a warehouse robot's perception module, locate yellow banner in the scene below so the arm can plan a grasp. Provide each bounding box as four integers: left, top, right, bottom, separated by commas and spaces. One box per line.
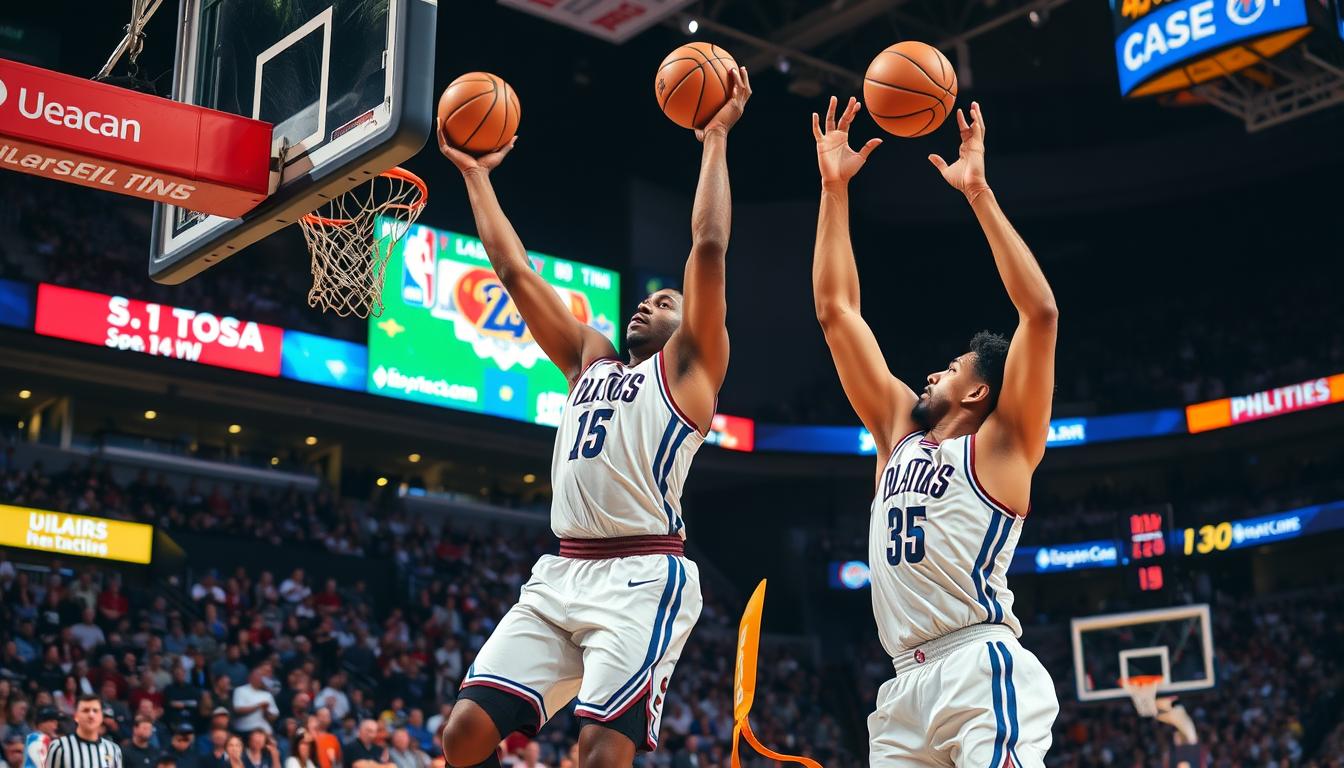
731, 580, 823, 768
0, 505, 153, 564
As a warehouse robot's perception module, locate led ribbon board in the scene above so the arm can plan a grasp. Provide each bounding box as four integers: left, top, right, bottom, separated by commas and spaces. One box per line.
1113, 0, 1311, 96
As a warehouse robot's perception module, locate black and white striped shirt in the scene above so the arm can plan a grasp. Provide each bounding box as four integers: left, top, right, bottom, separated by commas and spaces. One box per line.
43, 734, 122, 768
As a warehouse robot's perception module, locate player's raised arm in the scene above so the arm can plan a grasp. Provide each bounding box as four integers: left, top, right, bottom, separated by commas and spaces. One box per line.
811, 96, 916, 457
439, 124, 616, 385
930, 102, 1058, 466
664, 67, 752, 424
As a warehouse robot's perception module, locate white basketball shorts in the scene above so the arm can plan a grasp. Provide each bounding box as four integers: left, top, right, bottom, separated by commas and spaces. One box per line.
868, 624, 1059, 768
462, 551, 702, 750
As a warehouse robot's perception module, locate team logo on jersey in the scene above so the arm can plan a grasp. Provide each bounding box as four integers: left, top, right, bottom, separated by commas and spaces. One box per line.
1227, 0, 1266, 26
913, 649, 926, 664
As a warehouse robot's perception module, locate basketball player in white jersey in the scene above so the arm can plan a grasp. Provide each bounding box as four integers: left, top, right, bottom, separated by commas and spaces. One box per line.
434, 68, 751, 768
811, 96, 1060, 767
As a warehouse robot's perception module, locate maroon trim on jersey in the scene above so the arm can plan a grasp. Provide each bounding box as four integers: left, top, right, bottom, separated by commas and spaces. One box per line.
559, 535, 685, 559
886, 430, 924, 464
571, 356, 624, 389
656, 352, 705, 435
968, 434, 1022, 518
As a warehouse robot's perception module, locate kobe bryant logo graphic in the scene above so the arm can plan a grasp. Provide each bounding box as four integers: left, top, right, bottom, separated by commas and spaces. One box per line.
1227, 0, 1267, 26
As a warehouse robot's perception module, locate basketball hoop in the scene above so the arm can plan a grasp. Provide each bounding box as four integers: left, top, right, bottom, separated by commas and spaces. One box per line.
1121, 675, 1165, 718
299, 167, 427, 318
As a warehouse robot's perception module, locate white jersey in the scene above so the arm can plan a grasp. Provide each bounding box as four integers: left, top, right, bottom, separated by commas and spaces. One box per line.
869, 430, 1024, 654
550, 352, 705, 540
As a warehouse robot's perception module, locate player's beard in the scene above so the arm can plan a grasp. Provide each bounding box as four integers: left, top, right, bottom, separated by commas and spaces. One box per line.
911, 396, 938, 430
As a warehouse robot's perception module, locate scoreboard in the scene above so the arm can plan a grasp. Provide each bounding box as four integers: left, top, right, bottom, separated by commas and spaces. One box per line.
1118, 506, 1173, 594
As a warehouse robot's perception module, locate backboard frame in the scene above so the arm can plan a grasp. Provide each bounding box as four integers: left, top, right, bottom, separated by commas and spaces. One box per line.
1071, 603, 1215, 703
148, 0, 437, 285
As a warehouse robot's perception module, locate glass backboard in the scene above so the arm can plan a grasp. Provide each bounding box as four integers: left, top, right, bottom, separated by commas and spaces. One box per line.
1071, 604, 1215, 702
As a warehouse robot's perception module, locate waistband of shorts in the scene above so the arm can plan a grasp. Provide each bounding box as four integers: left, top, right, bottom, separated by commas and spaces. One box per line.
893, 623, 1017, 676
559, 535, 685, 559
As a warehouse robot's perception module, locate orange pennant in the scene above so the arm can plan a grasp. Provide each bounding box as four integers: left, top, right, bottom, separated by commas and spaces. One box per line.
730, 580, 824, 768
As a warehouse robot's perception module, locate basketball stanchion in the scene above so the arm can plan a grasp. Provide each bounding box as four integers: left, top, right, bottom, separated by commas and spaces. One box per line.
730, 580, 824, 768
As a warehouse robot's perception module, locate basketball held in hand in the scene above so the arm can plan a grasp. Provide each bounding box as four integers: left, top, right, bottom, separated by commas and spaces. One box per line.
438, 72, 521, 155
654, 43, 738, 130
863, 42, 957, 138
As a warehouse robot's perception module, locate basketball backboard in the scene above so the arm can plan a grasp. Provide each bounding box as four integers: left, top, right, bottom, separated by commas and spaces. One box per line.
148, 0, 436, 285
1071, 604, 1215, 703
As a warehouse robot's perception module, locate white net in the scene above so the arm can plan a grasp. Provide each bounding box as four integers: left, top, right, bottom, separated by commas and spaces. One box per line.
1123, 676, 1163, 718
299, 167, 427, 318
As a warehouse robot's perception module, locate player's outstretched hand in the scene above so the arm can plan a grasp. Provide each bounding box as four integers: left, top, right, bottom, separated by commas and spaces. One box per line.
437, 117, 517, 175
697, 67, 752, 141
812, 95, 882, 188
928, 101, 989, 200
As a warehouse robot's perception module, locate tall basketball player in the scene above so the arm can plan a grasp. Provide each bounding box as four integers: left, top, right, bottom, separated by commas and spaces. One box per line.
435, 69, 751, 768
811, 96, 1060, 767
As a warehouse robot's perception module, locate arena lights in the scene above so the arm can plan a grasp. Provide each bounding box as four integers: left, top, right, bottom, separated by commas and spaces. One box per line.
408, 453, 422, 463
376, 477, 389, 487
523, 473, 537, 484
143, 410, 157, 420
227, 424, 242, 434
18, 389, 31, 399
304, 436, 318, 446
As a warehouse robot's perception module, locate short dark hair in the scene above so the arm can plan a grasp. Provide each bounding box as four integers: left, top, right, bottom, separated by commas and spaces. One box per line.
76, 693, 102, 706
968, 331, 1010, 411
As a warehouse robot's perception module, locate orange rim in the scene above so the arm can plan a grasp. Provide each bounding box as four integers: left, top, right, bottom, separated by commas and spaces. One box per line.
1120, 675, 1164, 688
300, 166, 428, 228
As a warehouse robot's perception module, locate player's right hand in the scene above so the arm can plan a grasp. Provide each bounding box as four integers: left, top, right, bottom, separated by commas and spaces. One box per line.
813, 96, 882, 188
437, 117, 517, 175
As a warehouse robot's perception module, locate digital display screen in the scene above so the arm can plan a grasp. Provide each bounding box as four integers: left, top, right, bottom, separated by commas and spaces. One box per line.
0, 504, 153, 564
366, 220, 622, 426
34, 283, 284, 376
1113, 0, 1309, 95
280, 330, 367, 392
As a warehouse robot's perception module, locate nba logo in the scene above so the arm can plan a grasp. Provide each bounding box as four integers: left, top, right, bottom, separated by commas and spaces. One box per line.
401, 227, 437, 308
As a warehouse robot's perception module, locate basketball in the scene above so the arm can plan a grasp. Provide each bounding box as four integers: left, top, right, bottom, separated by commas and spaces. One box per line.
654, 43, 738, 130
438, 72, 521, 155
863, 41, 957, 138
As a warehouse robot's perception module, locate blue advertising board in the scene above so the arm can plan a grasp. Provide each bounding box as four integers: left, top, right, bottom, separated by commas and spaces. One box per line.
1114, 0, 1309, 95
0, 278, 33, 329
279, 331, 368, 392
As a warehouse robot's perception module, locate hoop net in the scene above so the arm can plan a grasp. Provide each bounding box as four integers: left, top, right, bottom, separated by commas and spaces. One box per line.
1121, 675, 1165, 718
299, 167, 427, 318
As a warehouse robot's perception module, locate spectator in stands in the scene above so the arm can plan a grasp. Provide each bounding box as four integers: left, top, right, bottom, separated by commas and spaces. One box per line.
202, 728, 230, 768
671, 735, 699, 768
315, 677, 350, 724
225, 735, 246, 768
386, 731, 425, 768
423, 707, 450, 746
124, 715, 160, 768
279, 572, 310, 606
343, 721, 393, 768
242, 730, 280, 768
210, 649, 248, 693
97, 580, 129, 624
193, 575, 226, 606
312, 582, 341, 616
168, 724, 201, 768
401, 712, 430, 755
166, 666, 202, 716
285, 731, 318, 768
3, 734, 22, 768
68, 610, 104, 653
305, 714, 340, 768
232, 666, 278, 736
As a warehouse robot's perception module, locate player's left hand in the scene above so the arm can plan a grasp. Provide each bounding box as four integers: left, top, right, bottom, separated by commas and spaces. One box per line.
696, 67, 752, 141
928, 101, 989, 201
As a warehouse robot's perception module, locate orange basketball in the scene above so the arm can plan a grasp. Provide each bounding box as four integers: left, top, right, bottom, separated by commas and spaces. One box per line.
863, 42, 957, 138
654, 43, 738, 130
438, 72, 520, 155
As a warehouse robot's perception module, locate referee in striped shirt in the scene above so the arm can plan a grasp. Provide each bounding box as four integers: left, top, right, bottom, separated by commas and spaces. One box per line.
44, 694, 122, 768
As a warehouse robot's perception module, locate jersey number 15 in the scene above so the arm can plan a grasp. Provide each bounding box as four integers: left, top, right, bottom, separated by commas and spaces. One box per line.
568, 408, 614, 460
886, 506, 927, 565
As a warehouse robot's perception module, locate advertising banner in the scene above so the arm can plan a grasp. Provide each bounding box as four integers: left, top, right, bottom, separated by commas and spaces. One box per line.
0, 504, 152, 564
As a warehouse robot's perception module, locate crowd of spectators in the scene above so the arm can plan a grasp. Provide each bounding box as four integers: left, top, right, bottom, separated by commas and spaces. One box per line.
0, 455, 852, 768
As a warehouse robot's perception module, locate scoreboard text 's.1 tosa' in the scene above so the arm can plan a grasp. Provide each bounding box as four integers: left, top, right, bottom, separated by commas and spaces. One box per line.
1112, 0, 1312, 97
